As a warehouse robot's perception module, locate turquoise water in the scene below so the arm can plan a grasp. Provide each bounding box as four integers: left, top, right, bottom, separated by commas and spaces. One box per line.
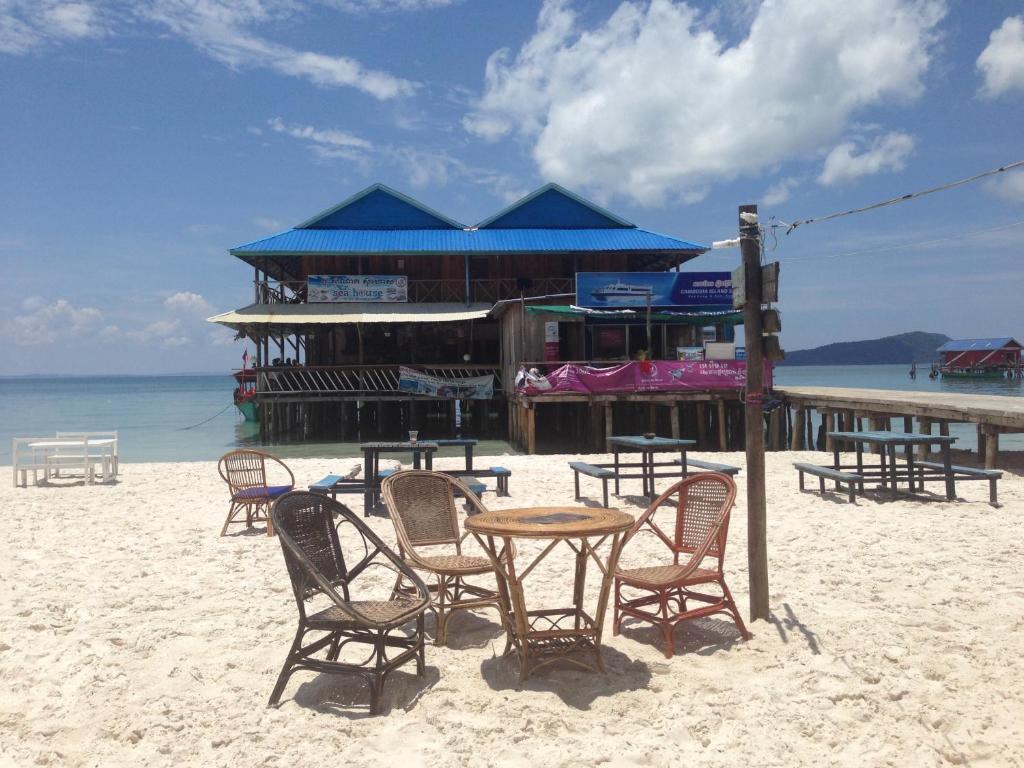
1, 365, 1019, 463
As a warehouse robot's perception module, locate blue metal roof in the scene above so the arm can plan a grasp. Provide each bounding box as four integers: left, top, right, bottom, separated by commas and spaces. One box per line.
231, 227, 707, 256
477, 184, 634, 229
297, 184, 463, 230
937, 337, 1020, 352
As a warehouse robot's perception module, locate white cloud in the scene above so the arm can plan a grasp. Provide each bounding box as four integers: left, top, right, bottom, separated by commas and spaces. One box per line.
142, 1, 415, 100
5, 298, 103, 345
267, 116, 373, 162
985, 169, 1024, 203
124, 318, 181, 343
164, 291, 213, 315
268, 116, 525, 199
464, 0, 944, 205
325, 0, 457, 11
977, 15, 1024, 98
0, 1, 108, 54
253, 216, 284, 231
161, 336, 191, 348
762, 177, 798, 206
818, 131, 915, 186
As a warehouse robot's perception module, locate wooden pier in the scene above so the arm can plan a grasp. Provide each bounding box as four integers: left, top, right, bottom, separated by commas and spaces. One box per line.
777, 386, 1024, 469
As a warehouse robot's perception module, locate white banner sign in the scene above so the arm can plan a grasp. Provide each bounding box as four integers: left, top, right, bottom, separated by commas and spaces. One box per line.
398, 367, 494, 400
308, 275, 408, 303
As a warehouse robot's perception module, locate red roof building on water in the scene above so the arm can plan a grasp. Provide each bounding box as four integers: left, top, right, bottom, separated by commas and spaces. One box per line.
936, 338, 1022, 370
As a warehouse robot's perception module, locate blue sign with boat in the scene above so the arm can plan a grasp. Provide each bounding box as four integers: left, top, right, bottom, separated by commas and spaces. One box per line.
575, 272, 733, 308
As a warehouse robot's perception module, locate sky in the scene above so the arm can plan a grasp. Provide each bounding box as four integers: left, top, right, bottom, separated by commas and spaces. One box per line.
1, 0, 1023, 375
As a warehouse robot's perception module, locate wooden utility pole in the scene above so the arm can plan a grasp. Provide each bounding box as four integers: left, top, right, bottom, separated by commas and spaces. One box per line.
739, 204, 770, 622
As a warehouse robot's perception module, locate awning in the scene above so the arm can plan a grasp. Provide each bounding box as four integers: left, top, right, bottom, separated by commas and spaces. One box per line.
524, 304, 743, 325
207, 302, 492, 330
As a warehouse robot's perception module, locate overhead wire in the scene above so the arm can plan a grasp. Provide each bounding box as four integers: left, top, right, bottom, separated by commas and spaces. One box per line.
782, 159, 1024, 233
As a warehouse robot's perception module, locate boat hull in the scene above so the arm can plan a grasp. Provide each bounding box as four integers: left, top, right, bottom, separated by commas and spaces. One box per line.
940, 370, 1010, 380
236, 400, 259, 421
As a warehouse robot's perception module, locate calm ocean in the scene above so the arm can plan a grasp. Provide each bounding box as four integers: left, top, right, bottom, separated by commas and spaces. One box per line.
1, 364, 1020, 463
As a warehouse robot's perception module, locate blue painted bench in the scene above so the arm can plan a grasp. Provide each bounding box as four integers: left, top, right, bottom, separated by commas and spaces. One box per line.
568, 461, 614, 508
794, 463, 860, 504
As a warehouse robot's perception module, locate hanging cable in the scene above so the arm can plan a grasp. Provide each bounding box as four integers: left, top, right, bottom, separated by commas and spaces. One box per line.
784, 159, 1024, 233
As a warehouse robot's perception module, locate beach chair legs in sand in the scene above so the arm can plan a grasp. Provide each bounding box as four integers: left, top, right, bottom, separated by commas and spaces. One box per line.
220, 499, 273, 537
268, 617, 426, 714
613, 577, 750, 659
392, 570, 506, 647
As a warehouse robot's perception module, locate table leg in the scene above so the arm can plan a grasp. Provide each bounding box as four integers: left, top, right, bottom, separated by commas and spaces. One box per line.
426, 450, 433, 470
412, 450, 421, 470
855, 444, 865, 493
942, 441, 955, 500
466, 445, 474, 472
879, 446, 888, 489
833, 442, 842, 490
613, 451, 620, 496
573, 540, 588, 631
362, 449, 374, 516
680, 449, 688, 479
906, 446, 917, 492
888, 445, 899, 498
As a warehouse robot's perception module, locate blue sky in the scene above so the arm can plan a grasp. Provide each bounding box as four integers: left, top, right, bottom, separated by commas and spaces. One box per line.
2, 0, 1023, 375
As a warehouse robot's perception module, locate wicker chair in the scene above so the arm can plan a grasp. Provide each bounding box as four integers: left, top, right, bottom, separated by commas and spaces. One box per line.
269, 492, 429, 714
613, 472, 750, 658
381, 470, 509, 646
217, 449, 295, 536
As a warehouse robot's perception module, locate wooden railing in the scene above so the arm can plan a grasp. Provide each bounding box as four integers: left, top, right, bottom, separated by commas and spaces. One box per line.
256, 364, 502, 396
253, 278, 574, 305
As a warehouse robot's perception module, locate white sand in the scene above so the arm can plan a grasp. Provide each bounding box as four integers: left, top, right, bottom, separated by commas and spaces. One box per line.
3, 450, 1024, 767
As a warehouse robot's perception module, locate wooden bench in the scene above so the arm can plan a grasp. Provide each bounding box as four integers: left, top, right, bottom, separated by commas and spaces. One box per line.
915, 460, 1002, 505
569, 461, 615, 508
673, 458, 741, 476
794, 463, 860, 504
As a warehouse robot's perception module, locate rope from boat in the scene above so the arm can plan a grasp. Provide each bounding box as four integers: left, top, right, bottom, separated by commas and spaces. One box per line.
178, 402, 235, 431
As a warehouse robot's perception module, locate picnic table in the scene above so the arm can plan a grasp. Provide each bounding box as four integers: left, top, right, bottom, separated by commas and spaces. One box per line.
360, 441, 438, 515
465, 505, 634, 679
828, 430, 957, 500
432, 438, 477, 471
606, 435, 696, 498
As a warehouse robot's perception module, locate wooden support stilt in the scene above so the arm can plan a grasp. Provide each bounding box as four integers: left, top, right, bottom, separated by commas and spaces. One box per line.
717, 400, 728, 452
939, 420, 950, 438
525, 404, 536, 455
977, 423, 987, 462
696, 403, 707, 449
824, 412, 835, 452
791, 406, 805, 451
806, 408, 815, 450
604, 403, 614, 454
984, 426, 999, 469
670, 404, 681, 440
904, 415, 913, 433
917, 418, 932, 461
590, 401, 604, 452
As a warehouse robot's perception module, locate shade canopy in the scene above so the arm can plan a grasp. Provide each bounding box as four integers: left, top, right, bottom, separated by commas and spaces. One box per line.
208, 302, 492, 331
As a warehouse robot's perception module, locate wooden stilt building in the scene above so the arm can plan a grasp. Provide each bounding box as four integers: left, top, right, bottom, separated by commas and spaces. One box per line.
209, 183, 750, 452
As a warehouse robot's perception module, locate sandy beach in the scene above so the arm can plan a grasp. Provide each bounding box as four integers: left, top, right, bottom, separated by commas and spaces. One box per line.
3, 450, 1023, 767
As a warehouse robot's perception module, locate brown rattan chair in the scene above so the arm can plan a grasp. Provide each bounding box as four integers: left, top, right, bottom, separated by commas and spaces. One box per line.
269, 491, 429, 714
381, 470, 510, 646
613, 472, 750, 658
217, 449, 295, 536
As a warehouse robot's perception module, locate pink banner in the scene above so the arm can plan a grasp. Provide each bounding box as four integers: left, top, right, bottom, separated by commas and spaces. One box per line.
519, 360, 771, 395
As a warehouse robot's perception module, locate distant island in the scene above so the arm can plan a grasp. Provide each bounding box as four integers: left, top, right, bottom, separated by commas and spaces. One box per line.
779, 331, 951, 366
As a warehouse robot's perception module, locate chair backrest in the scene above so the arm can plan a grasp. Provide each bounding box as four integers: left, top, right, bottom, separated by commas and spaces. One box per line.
382, 470, 484, 550
218, 449, 267, 495
218, 449, 294, 496
271, 491, 428, 627
628, 472, 737, 570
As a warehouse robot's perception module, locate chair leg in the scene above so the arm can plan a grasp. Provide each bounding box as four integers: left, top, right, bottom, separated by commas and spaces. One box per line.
433, 575, 449, 646
573, 471, 580, 500
268, 626, 306, 706
661, 622, 675, 659
416, 615, 426, 676
990, 478, 998, 506
719, 578, 751, 641
221, 502, 242, 536
602, 479, 609, 509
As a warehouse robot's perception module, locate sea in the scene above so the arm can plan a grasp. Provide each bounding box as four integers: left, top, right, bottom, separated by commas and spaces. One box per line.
1, 364, 1020, 464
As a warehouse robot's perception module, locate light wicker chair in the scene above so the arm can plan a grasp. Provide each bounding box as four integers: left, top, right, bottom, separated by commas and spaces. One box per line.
381, 470, 509, 646
217, 449, 294, 536
613, 472, 750, 658
269, 492, 429, 714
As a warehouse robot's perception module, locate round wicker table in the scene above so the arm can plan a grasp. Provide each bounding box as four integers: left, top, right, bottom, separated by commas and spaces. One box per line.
465, 506, 634, 679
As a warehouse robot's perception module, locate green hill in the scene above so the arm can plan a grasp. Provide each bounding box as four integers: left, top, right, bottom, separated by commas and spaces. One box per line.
780, 331, 950, 366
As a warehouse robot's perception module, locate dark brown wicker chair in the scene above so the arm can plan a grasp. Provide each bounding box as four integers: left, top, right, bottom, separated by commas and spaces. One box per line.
269, 491, 430, 714
613, 472, 750, 658
218, 449, 295, 536
381, 470, 510, 646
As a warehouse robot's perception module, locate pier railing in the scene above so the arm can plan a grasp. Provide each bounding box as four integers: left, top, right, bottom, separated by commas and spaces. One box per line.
253, 278, 573, 305
256, 364, 502, 397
